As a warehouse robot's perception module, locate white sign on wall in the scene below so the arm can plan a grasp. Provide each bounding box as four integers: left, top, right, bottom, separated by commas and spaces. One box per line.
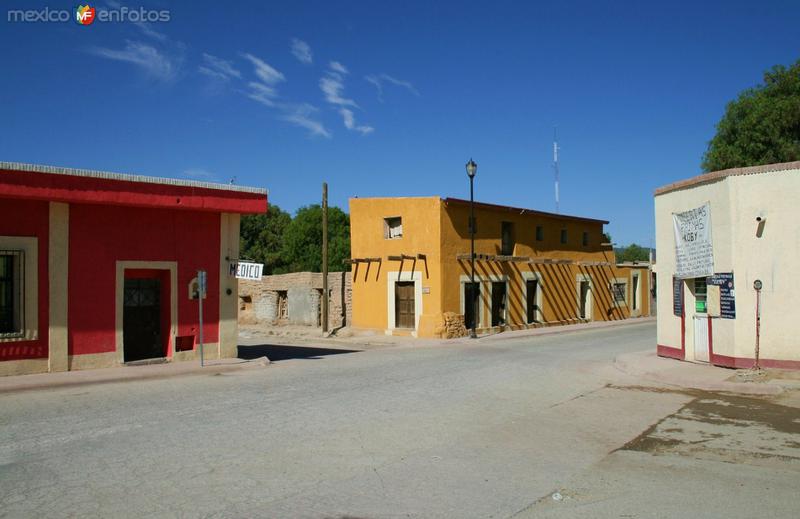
672, 202, 714, 279
229, 261, 264, 280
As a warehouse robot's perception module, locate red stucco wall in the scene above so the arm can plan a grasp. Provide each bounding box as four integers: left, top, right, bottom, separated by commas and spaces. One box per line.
68, 204, 220, 356
1, 168, 266, 214
0, 197, 49, 360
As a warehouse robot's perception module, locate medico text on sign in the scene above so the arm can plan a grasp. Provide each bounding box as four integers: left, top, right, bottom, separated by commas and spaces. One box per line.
229, 261, 264, 280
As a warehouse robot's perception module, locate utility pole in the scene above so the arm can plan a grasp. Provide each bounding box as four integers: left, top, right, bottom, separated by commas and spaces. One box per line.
322, 182, 329, 334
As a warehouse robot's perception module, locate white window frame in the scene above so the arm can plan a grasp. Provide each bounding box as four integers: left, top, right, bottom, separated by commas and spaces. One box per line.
489, 279, 509, 327
631, 271, 642, 316
459, 275, 485, 330
387, 270, 422, 336
0, 237, 38, 342
521, 271, 543, 324
610, 277, 628, 306
576, 273, 593, 321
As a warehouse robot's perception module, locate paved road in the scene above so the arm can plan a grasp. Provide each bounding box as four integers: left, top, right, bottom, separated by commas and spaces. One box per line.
1, 322, 798, 518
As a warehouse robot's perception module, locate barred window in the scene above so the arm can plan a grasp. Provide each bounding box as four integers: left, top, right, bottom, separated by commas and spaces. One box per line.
0, 250, 24, 336
612, 282, 627, 303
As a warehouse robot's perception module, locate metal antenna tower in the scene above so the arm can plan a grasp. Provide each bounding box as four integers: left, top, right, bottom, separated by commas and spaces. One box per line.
553, 127, 560, 213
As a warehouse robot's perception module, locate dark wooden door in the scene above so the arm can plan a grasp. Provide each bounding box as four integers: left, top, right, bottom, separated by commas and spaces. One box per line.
526, 279, 538, 323
395, 282, 415, 329
491, 282, 507, 326
463, 282, 480, 330
123, 278, 163, 362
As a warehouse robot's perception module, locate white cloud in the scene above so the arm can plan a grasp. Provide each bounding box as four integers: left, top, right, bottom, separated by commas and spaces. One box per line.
88, 40, 178, 81
237, 51, 330, 138
365, 73, 420, 99
280, 104, 331, 138
339, 108, 374, 135
329, 61, 348, 75
290, 38, 312, 64
379, 74, 420, 96
247, 82, 279, 107
319, 61, 373, 135
319, 76, 358, 108
134, 21, 167, 42
365, 75, 384, 101
199, 53, 241, 81
241, 53, 285, 85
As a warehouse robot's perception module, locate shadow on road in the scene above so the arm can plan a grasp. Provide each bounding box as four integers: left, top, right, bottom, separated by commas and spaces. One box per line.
237, 344, 361, 362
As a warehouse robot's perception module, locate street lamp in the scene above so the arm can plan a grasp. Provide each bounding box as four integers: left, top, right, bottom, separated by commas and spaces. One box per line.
466, 158, 478, 339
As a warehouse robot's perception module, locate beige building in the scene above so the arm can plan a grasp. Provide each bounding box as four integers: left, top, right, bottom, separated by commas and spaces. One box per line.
238, 272, 352, 329
654, 161, 800, 369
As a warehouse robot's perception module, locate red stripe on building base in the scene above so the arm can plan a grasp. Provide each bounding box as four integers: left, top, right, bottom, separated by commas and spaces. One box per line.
710, 353, 800, 370
657, 344, 684, 360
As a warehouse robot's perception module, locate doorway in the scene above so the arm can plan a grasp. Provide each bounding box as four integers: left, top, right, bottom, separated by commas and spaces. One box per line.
692, 277, 709, 362
491, 281, 507, 326
395, 281, 415, 329
526, 279, 539, 324
463, 282, 480, 330
579, 280, 591, 320
123, 277, 164, 362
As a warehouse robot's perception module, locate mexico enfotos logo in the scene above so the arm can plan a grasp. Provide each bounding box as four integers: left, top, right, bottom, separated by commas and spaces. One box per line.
7, 4, 171, 24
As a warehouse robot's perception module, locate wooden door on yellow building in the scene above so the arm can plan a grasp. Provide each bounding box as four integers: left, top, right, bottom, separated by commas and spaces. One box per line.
395, 282, 415, 329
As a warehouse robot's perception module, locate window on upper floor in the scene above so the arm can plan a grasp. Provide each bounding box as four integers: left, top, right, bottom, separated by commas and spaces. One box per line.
535, 225, 544, 241
384, 217, 403, 239
501, 221, 514, 255
560, 229, 568, 244
582, 231, 589, 247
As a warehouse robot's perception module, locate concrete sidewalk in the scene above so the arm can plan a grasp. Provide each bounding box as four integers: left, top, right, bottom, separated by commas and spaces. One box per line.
464, 316, 656, 343
0, 356, 270, 394
614, 349, 799, 395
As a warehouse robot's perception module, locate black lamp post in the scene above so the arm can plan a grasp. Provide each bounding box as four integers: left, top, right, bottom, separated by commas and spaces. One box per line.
466, 158, 478, 339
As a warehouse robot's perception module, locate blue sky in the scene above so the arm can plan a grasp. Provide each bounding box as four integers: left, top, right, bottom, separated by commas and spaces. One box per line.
2, 1, 798, 246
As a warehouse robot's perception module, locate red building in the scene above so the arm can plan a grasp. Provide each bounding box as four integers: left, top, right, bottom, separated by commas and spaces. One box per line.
0, 162, 267, 376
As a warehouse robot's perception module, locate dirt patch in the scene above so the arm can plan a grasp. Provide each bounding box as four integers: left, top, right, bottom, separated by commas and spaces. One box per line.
617, 388, 800, 464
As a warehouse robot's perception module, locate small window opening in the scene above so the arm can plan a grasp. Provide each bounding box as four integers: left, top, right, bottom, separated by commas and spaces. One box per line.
384, 217, 403, 239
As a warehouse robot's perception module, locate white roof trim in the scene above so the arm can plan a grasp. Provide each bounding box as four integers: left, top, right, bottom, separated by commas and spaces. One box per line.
0, 161, 268, 195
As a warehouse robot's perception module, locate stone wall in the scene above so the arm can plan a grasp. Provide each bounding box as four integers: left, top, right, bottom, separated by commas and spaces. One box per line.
239, 272, 352, 329
437, 312, 468, 339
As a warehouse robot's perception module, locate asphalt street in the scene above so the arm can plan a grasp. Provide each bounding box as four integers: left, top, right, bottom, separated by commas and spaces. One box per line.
1, 321, 797, 518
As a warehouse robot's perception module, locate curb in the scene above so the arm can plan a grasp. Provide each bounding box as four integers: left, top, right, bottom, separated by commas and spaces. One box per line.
0, 357, 270, 394
614, 351, 784, 396
464, 316, 656, 343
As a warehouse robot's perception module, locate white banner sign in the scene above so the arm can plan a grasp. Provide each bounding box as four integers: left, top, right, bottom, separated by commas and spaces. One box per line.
229, 261, 264, 280
672, 202, 714, 279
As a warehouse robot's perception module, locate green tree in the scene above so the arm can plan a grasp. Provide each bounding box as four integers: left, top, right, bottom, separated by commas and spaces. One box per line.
280, 204, 351, 273
239, 205, 291, 275
615, 243, 650, 263
702, 59, 800, 172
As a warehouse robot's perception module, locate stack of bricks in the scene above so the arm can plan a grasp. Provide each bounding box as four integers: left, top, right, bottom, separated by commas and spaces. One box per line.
441, 312, 468, 339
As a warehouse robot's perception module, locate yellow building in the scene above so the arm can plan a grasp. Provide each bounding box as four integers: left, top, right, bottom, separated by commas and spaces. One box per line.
349, 196, 650, 338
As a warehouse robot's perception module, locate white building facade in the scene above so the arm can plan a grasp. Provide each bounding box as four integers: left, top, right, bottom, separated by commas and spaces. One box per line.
654, 161, 800, 369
